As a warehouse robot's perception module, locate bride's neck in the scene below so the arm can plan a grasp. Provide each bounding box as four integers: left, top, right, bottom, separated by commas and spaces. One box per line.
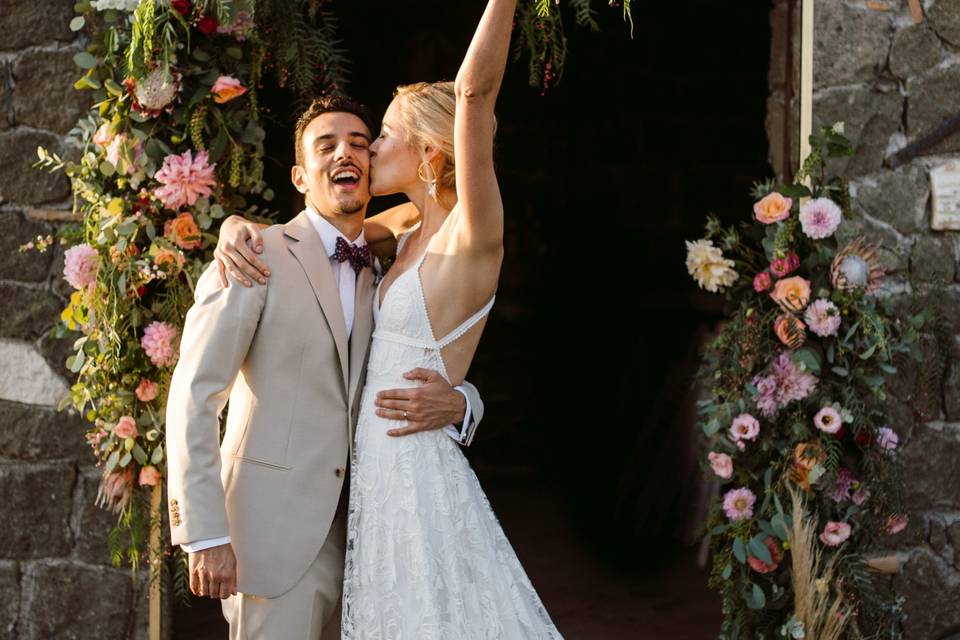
407, 185, 456, 236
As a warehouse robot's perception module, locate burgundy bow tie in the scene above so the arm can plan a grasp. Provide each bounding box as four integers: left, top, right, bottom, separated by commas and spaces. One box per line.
334, 236, 371, 275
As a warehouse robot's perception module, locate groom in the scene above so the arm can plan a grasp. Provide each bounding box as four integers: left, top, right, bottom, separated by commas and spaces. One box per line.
165, 94, 484, 638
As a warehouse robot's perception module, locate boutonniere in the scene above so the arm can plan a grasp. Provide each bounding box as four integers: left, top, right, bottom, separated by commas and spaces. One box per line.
374, 255, 394, 285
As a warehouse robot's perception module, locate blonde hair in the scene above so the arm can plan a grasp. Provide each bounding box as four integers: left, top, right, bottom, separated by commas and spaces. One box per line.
393, 81, 497, 192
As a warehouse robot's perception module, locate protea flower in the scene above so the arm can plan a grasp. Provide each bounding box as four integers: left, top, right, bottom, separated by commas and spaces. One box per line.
124, 67, 182, 117
830, 238, 884, 293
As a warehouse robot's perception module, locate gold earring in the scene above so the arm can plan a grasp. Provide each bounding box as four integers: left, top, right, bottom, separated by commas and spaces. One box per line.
417, 161, 438, 200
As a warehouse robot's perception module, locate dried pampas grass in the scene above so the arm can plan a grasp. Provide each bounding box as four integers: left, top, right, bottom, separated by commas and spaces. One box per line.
787, 485, 849, 640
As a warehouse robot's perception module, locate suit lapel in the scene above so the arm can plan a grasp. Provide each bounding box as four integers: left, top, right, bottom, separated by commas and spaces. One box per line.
348, 263, 375, 404
284, 211, 349, 396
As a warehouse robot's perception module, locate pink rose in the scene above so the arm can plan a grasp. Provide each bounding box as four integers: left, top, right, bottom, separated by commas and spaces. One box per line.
708, 452, 733, 479
814, 406, 842, 434
877, 427, 899, 451
885, 514, 908, 535
136, 379, 159, 402
819, 521, 851, 546
211, 75, 248, 104
747, 536, 782, 574
753, 192, 793, 224
114, 415, 139, 439
753, 271, 772, 292
138, 465, 162, 486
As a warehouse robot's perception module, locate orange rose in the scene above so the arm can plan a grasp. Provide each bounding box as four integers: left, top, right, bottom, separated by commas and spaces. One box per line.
110, 243, 139, 264
211, 75, 248, 104
753, 192, 793, 224
789, 441, 826, 490
770, 276, 811, 312
164, 212, 202, 250
154, 247, 186, 273
774, 313, 806, 348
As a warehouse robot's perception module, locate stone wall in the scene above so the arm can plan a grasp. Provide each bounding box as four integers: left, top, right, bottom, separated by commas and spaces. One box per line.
768, 1, 960, 637
0, 1, 149, 637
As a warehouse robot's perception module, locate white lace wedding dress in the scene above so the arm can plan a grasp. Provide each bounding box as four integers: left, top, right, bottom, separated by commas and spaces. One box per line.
342, 227, 563, 639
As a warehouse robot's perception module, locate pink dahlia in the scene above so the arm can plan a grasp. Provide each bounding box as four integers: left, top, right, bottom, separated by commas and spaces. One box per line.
819, 521, 852, 546
799, 197, 843, 239
804, 298, 842, 337
877, 427, 899, 451
829, 468, 855, 502
141, 321, 179, 367
752, 351, 819, 417
63, 243, 100, 291
723, 487, 756, 521
153, 149, 217, 211
708, 452, 733, 479
730, 413, 760, 442
814, 406, 843, 434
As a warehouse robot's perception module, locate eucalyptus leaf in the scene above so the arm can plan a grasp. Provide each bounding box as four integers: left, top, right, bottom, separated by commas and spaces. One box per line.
132, 444, 147, 465
748, 535, 773, 565
733, 537, 746, 564
746, 583, 766, 609
106, 449, 120, 473
119, 451, 132, 467
151, 445, 164, 464
832, 366, 848, 377
73, 51, 97, 69
70, 16, 86, 31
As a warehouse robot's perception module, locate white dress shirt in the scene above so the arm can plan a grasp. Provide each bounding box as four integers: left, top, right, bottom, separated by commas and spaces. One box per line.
182, 207, 473, 553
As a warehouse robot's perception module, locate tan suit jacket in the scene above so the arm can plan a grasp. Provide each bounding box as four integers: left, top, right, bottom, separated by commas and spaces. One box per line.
165, 210, 483, 598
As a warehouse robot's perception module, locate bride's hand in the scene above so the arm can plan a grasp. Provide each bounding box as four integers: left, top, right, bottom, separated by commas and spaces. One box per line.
213, 215, 270, 288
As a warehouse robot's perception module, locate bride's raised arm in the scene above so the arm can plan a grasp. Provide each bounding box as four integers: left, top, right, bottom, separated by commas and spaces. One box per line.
452, 0, 516, 253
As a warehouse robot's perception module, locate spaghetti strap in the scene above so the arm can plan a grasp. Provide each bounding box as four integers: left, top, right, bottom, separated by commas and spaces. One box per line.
436, 295, 496, 349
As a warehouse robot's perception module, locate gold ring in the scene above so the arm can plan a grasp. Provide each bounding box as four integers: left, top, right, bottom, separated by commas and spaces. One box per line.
403, 410, 408, 420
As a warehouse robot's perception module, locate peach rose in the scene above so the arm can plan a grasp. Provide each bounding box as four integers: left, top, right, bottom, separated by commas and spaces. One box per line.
154, 247, 186, 273
138, 465, 162, 486
164, 212, 202, 250
753, 192, 793, 224
789, 441, 826, 490
770, 276, 811, 312
774, 313, 806, 348
136, 379, 159, 402
211, 75, 248, 104
114, 415, 139, 439
93, 122, 115, 146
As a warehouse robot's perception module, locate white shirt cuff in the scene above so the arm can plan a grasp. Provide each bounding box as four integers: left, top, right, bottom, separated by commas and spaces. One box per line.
181, 535, 231, 553
443, 386, 473, 445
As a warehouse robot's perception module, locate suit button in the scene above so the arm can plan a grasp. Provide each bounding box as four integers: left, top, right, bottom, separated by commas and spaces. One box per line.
335, 468, 344, 478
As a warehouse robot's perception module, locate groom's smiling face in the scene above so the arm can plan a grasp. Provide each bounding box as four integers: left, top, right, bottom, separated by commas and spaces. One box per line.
293, 111, 372, 217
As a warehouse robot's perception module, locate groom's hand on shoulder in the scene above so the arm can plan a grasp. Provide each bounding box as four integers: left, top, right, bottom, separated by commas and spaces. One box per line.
188, 542, 238, 599
377, 368, 467, 437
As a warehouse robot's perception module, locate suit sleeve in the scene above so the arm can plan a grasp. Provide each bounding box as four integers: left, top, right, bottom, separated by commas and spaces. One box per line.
450, 379, 485, 447
165, 261, 267, 546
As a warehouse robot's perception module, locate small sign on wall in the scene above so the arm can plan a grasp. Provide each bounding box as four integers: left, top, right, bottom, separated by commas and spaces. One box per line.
930, 160, 960, 231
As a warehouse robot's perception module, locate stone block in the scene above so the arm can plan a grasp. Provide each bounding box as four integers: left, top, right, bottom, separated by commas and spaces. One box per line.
910, 234, 957, 284
928, 0, 960, 47
0, 461, 75, 559
0, 560, 20, 639
0, 62, 11, 132
0, 0, 76, 51
19, 560, 135, 640
71, 468, 124, 566
813, 1, 892, 89
0, 399, 90, 462
890, 22, 948, 79
946, 357, 960, 421
0, 210, 55, 282
901, 421, 960, 511
0, 282, 62, 342
906, 64, 960, 155
0, 129, 73, 205
894, 549, 960, 640
12, 49, 94, 133
813, 85, 902, 178
850, 164, 930, 235
0, 339, 69, 407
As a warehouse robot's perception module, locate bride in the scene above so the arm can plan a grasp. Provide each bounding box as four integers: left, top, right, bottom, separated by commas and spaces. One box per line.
214, 0, 563, 636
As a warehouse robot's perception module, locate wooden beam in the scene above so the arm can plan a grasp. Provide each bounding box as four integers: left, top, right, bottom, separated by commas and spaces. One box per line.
908, 0, 924, 24
885, 111, 960, 169
798, 0, 814, 181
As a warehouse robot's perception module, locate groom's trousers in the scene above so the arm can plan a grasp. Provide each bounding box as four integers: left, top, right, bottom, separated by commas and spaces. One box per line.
221, 485, 348, 639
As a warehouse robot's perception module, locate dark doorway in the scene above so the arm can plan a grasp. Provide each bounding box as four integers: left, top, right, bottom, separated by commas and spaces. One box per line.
174, 1, 772, 637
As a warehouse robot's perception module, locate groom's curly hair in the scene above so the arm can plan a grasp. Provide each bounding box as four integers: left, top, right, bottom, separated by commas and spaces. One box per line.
294, 93, 375, 166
